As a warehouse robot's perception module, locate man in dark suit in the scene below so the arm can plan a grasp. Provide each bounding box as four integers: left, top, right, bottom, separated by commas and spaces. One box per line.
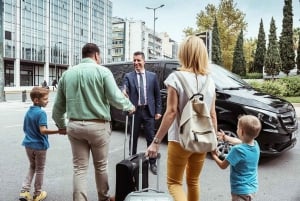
122, 51, 162, 175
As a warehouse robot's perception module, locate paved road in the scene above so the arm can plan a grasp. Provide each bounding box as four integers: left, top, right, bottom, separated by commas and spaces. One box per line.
1, 91, 300, 201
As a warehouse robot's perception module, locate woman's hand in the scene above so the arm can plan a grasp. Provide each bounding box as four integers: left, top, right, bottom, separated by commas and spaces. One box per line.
145, 142, 159, 158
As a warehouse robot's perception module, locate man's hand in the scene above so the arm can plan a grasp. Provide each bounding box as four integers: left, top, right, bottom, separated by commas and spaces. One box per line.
128, 106, 136, 114
155, 114, 162, 120
122, 89, 129, 98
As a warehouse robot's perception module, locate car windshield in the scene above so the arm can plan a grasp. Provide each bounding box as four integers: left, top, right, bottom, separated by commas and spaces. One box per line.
209, 63, 251, 90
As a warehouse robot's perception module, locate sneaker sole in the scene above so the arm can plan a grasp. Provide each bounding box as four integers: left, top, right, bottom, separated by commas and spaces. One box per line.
19, 198, 31, 201
34, 198, 46, 201
33, 195, 47, 201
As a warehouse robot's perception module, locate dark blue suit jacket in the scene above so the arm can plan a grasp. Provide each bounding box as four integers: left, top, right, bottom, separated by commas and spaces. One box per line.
123, 71, 162, 117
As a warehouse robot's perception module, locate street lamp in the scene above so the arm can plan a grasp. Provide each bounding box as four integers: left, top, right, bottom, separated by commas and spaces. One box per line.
146, 4, 165, 59
54, 41, 62, 81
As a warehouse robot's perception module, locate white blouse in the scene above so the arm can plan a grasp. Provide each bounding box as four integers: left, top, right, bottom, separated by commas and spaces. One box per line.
164, 71, 216, 142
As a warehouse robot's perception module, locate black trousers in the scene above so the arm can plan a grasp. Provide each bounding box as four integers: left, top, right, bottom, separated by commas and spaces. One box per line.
129, 105, 156, 164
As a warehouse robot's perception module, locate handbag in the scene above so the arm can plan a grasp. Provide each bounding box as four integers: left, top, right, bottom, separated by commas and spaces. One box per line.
175, 72, 217, 153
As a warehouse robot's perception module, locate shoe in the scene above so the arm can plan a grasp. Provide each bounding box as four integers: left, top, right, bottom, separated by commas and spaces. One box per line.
33, 191, 47, 201
19, 190, 32, 201
150, 163, 157, 175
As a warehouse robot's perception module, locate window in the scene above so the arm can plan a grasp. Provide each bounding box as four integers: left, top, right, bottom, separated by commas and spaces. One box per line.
5, 31, 11, 40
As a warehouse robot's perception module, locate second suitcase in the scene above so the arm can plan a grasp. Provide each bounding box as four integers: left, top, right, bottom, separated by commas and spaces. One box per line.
124, 153, 173, 201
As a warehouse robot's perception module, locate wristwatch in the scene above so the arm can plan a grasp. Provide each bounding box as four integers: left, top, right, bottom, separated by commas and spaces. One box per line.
153, 137, 161, 144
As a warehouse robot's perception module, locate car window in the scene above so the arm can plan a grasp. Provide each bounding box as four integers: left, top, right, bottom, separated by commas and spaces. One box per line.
146, 62, 166, 90
105, 63, 132, 86
210, 64, 251, 90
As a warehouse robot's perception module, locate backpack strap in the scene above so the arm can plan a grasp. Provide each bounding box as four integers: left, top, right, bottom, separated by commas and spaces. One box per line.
174, 71, 210, 99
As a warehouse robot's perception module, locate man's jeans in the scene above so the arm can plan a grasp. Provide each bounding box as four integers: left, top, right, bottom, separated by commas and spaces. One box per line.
68, 120, 111, 201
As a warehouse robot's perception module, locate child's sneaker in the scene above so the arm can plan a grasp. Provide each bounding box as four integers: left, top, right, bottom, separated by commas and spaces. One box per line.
33, 191, 47, 201
19, 190, 32, 201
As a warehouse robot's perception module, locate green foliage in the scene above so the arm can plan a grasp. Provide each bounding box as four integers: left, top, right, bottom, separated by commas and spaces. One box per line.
264, 17, 281, 78
243, 73, 263, 79
249, 80, 287, 96
232, 30, 246, 76
279, 76, 300, 96
248, 76, 300, 97
297, 33, 300, 75
212, 17, 223, 66
252, 19, 266, 73
279, 0, 295, 75
184, 0, 247, 70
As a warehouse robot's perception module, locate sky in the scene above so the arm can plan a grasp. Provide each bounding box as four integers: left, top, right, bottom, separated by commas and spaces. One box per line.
111, 0, 300, 42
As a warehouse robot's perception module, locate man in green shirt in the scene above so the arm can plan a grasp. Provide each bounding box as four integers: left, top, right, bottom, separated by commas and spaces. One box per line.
52, 43, 135, 201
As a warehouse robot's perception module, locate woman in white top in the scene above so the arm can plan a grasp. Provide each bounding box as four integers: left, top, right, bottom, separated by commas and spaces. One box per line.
146, 35, 218, 201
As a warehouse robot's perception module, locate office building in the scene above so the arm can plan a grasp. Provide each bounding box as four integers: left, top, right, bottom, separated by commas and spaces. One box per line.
112, 17, 177, 62
3, 0, 112, 90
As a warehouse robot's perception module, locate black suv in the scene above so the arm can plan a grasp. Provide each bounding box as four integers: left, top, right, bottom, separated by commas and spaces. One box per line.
103, 59, 298, 157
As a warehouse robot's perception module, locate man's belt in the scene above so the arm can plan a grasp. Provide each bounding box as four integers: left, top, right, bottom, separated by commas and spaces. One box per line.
69, 118, 109, 123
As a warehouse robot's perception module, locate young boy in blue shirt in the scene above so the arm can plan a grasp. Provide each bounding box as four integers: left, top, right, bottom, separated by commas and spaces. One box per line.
19, 87, 65, 201
211, 115, 261, 201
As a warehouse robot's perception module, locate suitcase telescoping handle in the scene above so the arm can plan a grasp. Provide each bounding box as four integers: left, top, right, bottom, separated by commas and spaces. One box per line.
138, 152, 162, 192
124, 114, 135, 159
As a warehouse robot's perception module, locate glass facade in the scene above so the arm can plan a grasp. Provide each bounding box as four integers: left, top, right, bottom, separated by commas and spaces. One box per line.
3, 0, 112, 88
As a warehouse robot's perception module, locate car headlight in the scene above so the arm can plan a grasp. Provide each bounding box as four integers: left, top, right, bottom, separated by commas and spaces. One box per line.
243, 106, 280, 129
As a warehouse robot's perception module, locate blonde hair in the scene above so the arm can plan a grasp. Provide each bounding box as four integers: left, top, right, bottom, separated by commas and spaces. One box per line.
178, 35, 209, 75
30, 86, 49, 101
238, 115, 262, 139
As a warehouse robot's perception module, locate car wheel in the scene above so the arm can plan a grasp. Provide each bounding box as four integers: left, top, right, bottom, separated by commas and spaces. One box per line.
217, 124, 238, 160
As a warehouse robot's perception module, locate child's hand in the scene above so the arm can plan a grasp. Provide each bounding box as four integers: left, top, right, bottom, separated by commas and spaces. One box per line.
59, 128, 67, 135
217, 129, 226, 141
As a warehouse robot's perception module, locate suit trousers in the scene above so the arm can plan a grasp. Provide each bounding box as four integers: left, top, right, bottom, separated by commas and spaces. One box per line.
67, 120, 111, 201
129, 106, 156, 164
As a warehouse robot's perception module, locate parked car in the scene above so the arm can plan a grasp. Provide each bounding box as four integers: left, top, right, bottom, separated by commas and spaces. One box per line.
103, 59, 298, 157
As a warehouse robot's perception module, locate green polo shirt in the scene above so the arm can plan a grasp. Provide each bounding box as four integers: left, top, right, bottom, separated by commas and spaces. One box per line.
52, 58, 133, 128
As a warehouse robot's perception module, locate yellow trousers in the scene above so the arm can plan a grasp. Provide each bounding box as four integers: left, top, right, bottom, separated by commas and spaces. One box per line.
167, 141, 206, 201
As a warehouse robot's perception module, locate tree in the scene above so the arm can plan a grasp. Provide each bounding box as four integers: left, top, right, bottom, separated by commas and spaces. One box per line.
243, 38, 256, 73
211, 17, 223, 66
252, 19, 266, 73
297, 32, 300, 75
293, 27, 300, 51
279, 0, 295, 75
232, 29, 246, 76
183, 0, 247, 70
264, 17, 281, 78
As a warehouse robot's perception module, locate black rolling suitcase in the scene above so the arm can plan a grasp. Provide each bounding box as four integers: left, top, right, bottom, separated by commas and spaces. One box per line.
124, 153, 173, 201
115, 115, 149, 201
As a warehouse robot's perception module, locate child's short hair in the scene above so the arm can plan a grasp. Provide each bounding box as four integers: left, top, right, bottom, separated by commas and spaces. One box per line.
238, 115, 262, 139
30, 86, 49, 101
